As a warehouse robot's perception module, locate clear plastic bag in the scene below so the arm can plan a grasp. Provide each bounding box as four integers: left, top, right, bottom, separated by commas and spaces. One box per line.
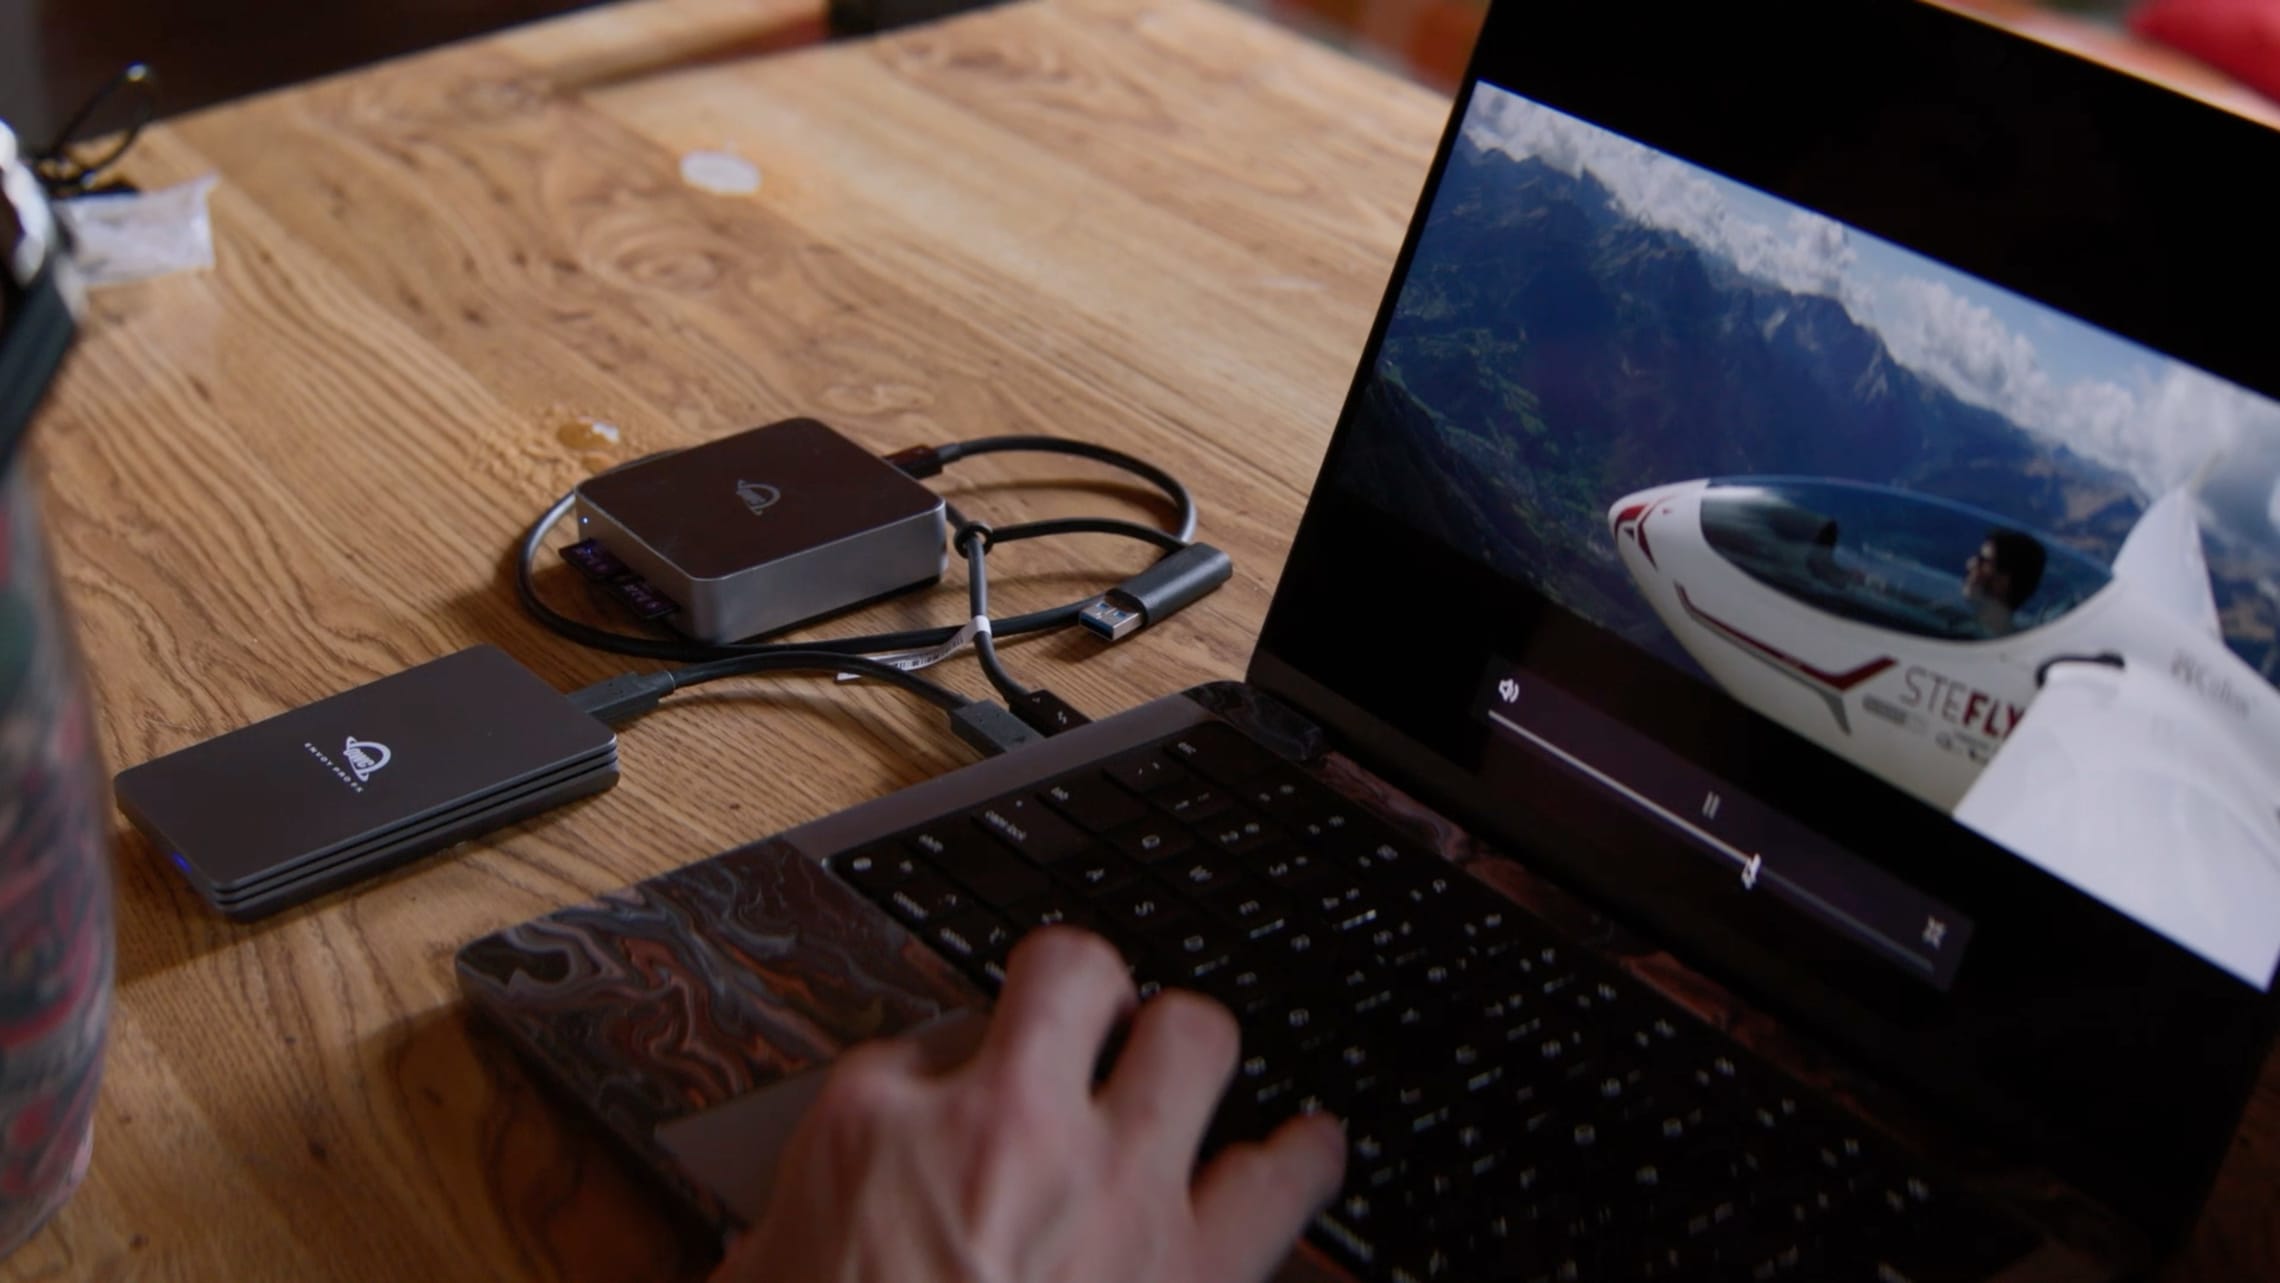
55, 174, 218, 287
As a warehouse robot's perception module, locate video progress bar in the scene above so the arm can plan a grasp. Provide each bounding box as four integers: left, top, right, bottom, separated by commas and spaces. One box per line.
1486, 708, 1934, 977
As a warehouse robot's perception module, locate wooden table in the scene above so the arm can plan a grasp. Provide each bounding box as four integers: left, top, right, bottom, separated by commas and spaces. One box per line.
8, 0, 2275, 1278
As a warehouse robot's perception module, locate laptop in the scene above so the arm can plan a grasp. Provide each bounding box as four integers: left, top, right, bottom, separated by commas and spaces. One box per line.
457, 1, 2280, 1278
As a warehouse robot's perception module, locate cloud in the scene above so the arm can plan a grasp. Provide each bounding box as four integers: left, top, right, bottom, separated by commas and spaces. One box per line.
1868, 280, 2048, 412
1860, 277, 2280, 511
1461, 91, 1858, 303
1461, 86, 2280, 531
1855, 278, 2141, 474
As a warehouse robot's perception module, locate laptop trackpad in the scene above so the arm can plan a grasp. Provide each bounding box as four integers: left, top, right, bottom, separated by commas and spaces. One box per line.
654, 1006, 989, 1226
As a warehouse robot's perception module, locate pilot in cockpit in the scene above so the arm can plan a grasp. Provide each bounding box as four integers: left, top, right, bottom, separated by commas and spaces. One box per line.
1963, 529, 2047, 637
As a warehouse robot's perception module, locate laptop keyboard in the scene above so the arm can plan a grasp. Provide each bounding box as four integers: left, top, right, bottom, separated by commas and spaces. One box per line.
826, 723, 2037, 1283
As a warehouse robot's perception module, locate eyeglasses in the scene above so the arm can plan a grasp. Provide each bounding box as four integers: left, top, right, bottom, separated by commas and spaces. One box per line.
32, 63, 161, 199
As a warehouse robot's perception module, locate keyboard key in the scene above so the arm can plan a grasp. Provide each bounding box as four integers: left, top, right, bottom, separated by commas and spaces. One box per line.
1313, 1207, 1381, 1272
1133, 900, 1220, 955
1041, 773, 1150, 833
1244, 1065, 1310, 1127
905, 824, 977, 862
1217, 886, 1297, 941
1670, 1142, 1762, 1195
1060, 849, 1143, 896
1621, 1013, 1700, 1065
1198, 963, 1275, 1015
1689, 1051, 1749, 1103
1236, 1047, 1283, 1089
1346, 982, 1400, 1023
1204, 810, 1279, 854
1295, 864, 1365, 911
1256, 847, 1322, 887
835, 845, 920, 893
1327, 956, 1385, 999
1394, 952, 1469, 995
1164, 724, 1279, 782
1106, 887, 1194, 936
1456, 905, 1524, 958
1393, 870, 1467, 923
1316, 1043, 1386, 1117
972, 796, 1090, 865
1126, 948, 1173, 1001
1262, 996, 1332, 1049
912, 826, 1050, 906
885, 872, 967, 926
1289, 801, 1365, 847
1355, 915, 1422, 961
929, 908, 1016, 967
1158, 920, 1236, 972
1105, 750, 1192, 795
1005, 892, 1104, 934
1155, 779, 1237, 824
1298, 879, 1372, 927
1329, 1035, 1378, 1080
1277, 924, 1330, 963
1170, 949, 1234, 985
1675, 1194, 1745, 1242
1106, 818, 1194, 864
1161, 851, 1240, 895
1239, 768, 1317, 818
1343, 834, 1433, 883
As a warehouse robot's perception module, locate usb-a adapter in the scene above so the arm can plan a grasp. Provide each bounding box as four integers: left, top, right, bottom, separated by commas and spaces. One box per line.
1077, 543, 1234, 641
114, 646, 619, 920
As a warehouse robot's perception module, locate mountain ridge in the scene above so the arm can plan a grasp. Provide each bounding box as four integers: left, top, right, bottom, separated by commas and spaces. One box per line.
1337, 136, 2279, 677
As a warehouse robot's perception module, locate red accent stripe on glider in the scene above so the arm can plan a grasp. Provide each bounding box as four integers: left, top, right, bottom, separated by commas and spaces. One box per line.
1676, 585, 1896, 692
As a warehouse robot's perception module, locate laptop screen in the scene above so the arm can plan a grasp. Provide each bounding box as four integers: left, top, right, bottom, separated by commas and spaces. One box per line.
1252, 0, 2280, 1245
1383, 82, 2280, 993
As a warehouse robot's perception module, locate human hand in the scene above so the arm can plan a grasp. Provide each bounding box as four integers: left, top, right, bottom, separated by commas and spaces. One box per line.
711, 926, 1347, 1283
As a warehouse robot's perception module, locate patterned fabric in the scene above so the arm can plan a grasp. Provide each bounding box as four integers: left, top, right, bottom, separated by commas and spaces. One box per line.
0, 465, 113, 1258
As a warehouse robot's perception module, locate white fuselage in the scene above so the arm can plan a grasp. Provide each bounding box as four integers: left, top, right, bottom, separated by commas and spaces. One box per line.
1609, 481, 2280, 814
1610, 478, 2280, 986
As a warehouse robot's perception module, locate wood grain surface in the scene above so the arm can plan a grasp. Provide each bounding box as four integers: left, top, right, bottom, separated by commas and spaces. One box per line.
7, 0, 2275, 1278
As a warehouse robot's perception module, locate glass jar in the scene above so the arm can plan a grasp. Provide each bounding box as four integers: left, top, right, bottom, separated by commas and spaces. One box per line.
0, 461, 113, 1257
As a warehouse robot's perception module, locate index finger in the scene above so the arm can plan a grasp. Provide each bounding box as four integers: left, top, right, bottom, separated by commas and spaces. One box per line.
974, 927, 1137, 1096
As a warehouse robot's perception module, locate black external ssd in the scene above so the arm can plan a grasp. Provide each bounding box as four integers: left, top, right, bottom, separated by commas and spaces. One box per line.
115, 646, 618, 920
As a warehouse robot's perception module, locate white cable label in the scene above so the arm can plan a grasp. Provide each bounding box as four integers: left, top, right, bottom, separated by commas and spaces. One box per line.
836, 616, 989, 681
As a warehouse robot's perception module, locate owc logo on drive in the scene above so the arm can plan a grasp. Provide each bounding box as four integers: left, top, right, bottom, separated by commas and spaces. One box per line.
342, 738, 392, 783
